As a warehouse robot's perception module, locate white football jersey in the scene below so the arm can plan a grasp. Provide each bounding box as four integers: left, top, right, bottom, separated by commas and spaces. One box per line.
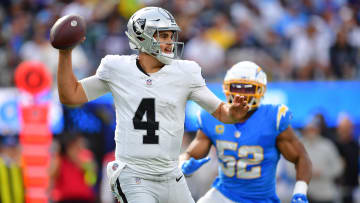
95, 55, 219, 175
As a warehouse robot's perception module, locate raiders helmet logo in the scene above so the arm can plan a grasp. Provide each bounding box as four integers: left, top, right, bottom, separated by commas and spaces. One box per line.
133, 18, 146, 35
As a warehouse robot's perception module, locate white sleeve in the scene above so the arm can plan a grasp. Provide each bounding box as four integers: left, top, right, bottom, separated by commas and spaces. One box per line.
189, 85, 222, 114
79, 75, 109, 101
188, 61, 222, 113
96, 55, 112, 81
188, 61, 206, 88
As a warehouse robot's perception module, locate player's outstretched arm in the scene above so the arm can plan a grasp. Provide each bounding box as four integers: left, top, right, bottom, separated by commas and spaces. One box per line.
212, 95, 249, 124
190, 85, 247, 123
57, 49, 88, 106
179, 130, 212, 176
276, 126, 312, 203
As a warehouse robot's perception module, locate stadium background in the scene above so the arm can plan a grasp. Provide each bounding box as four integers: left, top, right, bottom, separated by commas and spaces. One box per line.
0, 0, 359, 202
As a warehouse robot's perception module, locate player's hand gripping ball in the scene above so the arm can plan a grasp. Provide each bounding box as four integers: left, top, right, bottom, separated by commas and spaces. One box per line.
50, 14, 86, 50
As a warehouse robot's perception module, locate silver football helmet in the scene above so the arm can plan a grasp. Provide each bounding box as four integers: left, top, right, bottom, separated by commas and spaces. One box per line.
223, 61, 267, 111
125, 7, 184, 64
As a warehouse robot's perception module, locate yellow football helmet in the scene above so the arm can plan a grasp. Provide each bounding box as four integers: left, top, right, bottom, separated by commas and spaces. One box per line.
223, 61, 267, 110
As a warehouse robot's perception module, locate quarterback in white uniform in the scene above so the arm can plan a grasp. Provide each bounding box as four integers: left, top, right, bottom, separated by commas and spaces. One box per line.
56, 7, 249, 203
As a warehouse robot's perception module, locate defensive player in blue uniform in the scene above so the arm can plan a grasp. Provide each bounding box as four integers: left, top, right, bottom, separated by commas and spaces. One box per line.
179, 61, 312, 203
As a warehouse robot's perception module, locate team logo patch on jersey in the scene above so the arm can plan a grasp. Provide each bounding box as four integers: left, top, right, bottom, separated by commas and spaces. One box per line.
215, 125, 224, 134
235, 131, 241, 138
277, 104, 288, 130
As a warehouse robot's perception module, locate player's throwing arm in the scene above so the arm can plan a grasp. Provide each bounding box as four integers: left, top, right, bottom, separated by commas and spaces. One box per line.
50, 15, 89, 105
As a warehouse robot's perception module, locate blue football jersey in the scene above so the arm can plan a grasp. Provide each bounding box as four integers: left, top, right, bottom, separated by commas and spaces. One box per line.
197, 104, 292, 203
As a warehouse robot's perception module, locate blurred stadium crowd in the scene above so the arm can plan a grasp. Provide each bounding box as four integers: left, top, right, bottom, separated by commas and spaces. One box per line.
1, 0, 360, 85
0, 0, 359, 202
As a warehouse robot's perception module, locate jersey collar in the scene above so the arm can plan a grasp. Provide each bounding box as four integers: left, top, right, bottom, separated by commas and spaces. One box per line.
136, 58, 150, 76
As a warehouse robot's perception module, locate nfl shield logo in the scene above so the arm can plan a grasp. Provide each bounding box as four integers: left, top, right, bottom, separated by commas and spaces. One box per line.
112, 163, 119, 171
146, 79, 152, 86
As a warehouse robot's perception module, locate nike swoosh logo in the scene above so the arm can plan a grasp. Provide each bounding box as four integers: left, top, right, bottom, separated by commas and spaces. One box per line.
176, 175, 183, 182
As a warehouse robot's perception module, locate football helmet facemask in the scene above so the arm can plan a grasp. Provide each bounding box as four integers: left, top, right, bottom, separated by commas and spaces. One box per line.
223, 61, 267, 111
125, 7, 184, 65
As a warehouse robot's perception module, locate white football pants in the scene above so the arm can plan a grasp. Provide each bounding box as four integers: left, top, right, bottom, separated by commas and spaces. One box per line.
113, 165, 194, 203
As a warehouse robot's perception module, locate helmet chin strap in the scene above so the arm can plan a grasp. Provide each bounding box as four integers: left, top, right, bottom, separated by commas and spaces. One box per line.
156, 52, 174, 65
155, 54, 172, 65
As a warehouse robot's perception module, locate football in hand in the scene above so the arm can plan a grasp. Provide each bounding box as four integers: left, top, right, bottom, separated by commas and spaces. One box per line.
50, 14, 86, 50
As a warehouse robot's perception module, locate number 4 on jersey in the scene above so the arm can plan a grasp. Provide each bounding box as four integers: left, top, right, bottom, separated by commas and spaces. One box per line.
133, 98, 159, 144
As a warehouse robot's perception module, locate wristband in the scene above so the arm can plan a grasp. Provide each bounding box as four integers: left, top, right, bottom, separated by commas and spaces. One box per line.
293, 181, 308, 195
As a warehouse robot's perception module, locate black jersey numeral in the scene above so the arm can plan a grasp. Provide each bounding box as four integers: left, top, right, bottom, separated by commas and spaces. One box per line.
133, 98, 159, 144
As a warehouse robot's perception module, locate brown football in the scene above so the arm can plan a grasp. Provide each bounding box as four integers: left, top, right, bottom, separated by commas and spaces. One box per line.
50, 14, 86, 50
